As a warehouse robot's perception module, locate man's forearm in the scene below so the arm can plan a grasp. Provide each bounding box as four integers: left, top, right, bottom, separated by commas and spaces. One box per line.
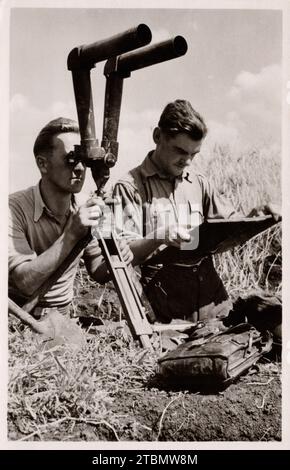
11, 230, 84, 297
85, 256, 111, 284
247, 203, 281, 222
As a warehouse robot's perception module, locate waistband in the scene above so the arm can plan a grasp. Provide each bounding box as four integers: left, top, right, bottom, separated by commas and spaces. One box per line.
142, 255, 209, 271
141, 256, 212, 283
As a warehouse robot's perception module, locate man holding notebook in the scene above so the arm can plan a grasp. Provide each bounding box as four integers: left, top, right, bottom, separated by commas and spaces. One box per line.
113, 99, 280, 325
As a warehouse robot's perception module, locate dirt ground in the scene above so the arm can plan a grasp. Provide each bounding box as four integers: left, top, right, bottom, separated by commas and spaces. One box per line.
66, 278, 282, 442
8, 270, 281, 442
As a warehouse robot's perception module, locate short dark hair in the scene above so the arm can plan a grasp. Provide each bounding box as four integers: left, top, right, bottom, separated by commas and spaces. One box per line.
158, 99, 207, 140
33, 117, 79, 157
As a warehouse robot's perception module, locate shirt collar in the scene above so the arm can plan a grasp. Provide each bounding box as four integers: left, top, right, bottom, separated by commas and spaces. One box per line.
140, 151, 191, 182
33, 182, 46, 222
33, 181, 77, 222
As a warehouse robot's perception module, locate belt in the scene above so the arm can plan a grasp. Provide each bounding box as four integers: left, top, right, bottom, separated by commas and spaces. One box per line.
142, 255, 209, 272
141, 257, 211, 287
169, 256, 208, 268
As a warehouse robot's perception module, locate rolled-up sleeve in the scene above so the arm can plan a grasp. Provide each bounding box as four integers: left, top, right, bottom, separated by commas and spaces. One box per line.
8, 199, 36, 274
198, 174, 236, 219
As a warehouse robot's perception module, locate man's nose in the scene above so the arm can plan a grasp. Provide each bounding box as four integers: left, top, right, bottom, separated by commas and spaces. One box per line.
180, 155, 192, 165
74, 160, 86, 171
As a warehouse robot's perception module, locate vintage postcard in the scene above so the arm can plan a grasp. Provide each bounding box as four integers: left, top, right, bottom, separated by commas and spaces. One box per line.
1, 0, 289, 459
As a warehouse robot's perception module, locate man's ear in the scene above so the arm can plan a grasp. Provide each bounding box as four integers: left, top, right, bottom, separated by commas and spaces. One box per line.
36, 155, 48, 174
153, 127, 161, 144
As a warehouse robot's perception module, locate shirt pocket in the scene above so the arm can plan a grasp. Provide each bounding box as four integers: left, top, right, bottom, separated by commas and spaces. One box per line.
187, 201, 204, 228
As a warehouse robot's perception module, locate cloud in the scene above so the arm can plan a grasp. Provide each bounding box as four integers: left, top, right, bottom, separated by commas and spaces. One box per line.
205, 64, 282, 149
10, 93, 77, 138
9, 94, 78, 192
206, 119, 240, 146
227, 64, 282, 143
229, 64, 281, 100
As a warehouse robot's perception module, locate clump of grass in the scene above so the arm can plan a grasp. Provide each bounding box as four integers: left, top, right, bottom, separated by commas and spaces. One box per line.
197, 142, 281, 214
194, 142, 281, 297
215, 224, 281, 299
8, 325, 156, 440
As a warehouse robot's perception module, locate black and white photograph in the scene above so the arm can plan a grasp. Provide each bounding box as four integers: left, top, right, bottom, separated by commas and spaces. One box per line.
1, 0, 289, 452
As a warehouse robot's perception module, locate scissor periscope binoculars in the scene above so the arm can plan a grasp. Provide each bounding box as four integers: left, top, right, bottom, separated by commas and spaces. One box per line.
67, 23, 188, 193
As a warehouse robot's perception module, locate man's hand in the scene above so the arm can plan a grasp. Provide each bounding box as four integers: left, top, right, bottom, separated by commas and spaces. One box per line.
66, 196, 105, 239
157, 224, 192, 248
118, 238, 133, 265
248, 203, 281, 222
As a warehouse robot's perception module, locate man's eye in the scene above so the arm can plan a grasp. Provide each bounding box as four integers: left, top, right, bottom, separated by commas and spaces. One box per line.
66, 151, 75, 162
66, 152, 80, 165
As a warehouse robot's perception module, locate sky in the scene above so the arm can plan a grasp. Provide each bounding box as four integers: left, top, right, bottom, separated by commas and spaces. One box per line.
8, 5, 283, 193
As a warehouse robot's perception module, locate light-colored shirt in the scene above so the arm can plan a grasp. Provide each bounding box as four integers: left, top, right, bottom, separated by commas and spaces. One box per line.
113, 152, 236, 321
9, 182, 102, 307
113, 152, 235, 257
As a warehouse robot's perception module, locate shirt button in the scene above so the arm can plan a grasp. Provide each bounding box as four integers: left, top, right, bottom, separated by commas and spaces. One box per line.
192, 267, 197, 272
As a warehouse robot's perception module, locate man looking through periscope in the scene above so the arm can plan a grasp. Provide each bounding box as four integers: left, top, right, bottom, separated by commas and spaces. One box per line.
9, 117, 133, 319
113, 99, 281, 326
